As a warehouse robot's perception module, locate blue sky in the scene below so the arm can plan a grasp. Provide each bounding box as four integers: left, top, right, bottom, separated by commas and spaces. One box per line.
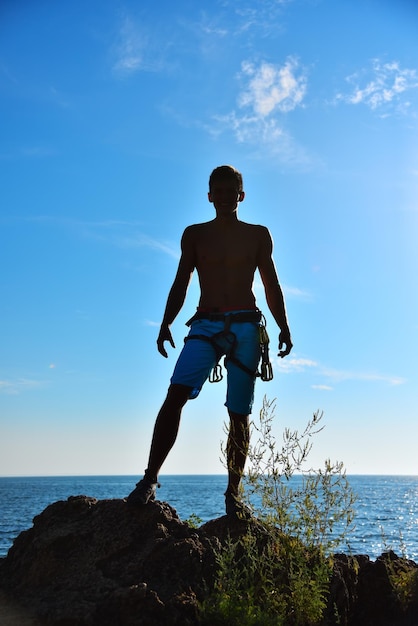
1, 0, 417, 477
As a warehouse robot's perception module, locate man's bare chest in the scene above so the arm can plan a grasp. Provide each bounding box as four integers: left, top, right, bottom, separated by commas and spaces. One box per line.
195, 232, 258, 268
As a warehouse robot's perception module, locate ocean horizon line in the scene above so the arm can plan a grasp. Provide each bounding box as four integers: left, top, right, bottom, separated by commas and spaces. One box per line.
1, 472, 417, 479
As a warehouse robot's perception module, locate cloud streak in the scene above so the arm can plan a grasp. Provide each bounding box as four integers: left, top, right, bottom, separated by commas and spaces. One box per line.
116, 232, 180, 259
112, 16, 145, 76
0, 145, 58, 160
274, 355, 405, 388
283, 285, 312, 300
0, 378, 46, 395
111, 15, 166, 77
14, 216, 180, 261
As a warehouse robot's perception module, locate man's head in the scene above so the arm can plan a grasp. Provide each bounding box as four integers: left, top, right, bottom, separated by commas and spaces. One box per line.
209, 165, 243, 195
208, 165, 245, 214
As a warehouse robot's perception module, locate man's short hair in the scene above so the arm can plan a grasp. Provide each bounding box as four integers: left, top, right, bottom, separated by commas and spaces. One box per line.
209, 165, 243, 192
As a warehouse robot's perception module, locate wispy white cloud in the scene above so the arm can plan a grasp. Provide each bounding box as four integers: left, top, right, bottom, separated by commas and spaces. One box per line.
0, 378, 46, 395
311, 384, 333, 391
144, 319, 160, 327
112, 16, 145, 76
253, 279, 310, 301
320, 366, 405, 387
276, 357, 318, 373
0, 145, 58, 160
197, 11, 229, 38
49, 85, 73, 109
0, 60, 18, 86
21, 145, 58, 158
116, 232, 180, 259
111, 15, 166, 77
239, 58, 306, 115
10, 216, 180, 261
283, 285, 312, 300
77, 220, 180, 259
190, 1, 291, 43
208, 57, 311, 165
274, 354, 406, 387
233, 0, 292, 37
335, 59, 418, 115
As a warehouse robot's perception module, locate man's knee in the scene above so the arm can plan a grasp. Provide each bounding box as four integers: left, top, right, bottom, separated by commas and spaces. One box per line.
228, 409, 249, 423
166, 383, 192, 407
228, 411, 250, 436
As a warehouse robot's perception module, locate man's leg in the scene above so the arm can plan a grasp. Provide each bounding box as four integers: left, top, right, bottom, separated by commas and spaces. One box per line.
146, 383, 191, 479
127, 383, 191, 504
223, 320, 259, 496
226, 410, 250, 496
224, 409, 253, 518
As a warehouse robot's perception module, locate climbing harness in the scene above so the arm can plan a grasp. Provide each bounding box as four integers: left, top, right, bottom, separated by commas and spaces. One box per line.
184, 309, 274, 383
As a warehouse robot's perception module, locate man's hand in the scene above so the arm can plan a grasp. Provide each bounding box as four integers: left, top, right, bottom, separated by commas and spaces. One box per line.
278, 329, 293, 358
157, 324, 176, 358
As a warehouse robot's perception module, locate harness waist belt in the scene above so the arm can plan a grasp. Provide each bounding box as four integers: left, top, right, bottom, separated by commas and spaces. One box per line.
186, 310, 262, 327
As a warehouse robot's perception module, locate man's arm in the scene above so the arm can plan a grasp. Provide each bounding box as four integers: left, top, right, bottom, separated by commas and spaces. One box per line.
157, 227, 195, 357
257, 227, 293, 358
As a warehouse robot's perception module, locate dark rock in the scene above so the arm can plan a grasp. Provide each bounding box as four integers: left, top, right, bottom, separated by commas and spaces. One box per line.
327, 551, 418, 626
0, 496, 217, 625
0, 496, 417, 625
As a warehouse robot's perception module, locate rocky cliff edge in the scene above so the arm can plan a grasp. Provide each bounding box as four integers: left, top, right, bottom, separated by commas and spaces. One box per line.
1, 495, 417, 625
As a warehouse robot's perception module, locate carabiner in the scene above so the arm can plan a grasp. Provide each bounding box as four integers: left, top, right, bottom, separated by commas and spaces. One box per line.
209, 363, 223, 383
258, 324, 269, 345
261, 361, 273, 382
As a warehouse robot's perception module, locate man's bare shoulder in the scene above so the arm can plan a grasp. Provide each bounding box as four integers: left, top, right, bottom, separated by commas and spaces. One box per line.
239, 221, 269, 232
239, 222, 272, 240
182, 221, 214, 235
182, 221, 271, 243
187, 220, 269, 231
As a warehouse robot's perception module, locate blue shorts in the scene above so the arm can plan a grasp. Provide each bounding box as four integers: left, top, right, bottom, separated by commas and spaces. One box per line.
170, 315, 261, 415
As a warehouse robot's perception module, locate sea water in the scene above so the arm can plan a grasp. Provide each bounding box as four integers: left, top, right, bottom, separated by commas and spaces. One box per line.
0, 474, 417, 561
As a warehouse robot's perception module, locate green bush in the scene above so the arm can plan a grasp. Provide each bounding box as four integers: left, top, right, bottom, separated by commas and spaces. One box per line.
201, 397, 356, 626
245, 397, 356, 555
